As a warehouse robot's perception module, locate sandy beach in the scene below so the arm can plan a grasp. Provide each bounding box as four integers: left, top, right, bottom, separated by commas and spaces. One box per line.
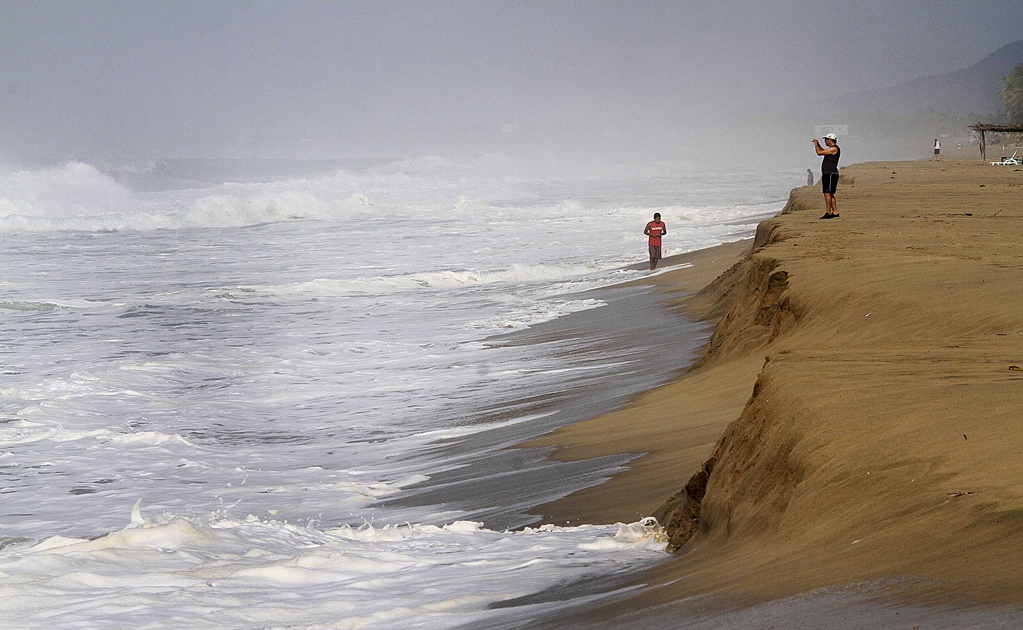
526, 158, 1023, 623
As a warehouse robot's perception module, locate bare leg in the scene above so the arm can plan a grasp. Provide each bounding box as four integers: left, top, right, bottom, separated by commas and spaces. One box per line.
823, 192, 838, 217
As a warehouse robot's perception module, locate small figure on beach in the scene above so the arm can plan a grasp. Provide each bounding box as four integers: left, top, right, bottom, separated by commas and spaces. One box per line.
644, 212, 666, 270
812, 133, 841, 219
933, 138, 941, 160
806, 168, 814, 186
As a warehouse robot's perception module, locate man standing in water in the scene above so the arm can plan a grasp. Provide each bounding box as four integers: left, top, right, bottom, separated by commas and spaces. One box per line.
812, 132, 840, 219
644, 212, 666, 270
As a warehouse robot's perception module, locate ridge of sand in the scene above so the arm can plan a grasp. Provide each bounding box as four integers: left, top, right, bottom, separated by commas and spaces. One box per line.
529, 159, 1023, 610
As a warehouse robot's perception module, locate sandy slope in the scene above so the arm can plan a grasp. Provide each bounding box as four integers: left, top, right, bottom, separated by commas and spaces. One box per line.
529, 159, 1023, 610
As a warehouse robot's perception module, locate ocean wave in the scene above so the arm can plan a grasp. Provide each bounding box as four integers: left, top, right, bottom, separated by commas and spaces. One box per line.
272, 263, 601, 298
0, 502, 666, 628
232, 262, 606, 298
0, 157, 782, 235
176, 189, 373, 228
465, 297, 606, 331
0, 155, 529, 234
0, 162, 379, 233
0, 163, 145, 232
0, 298, 112, 312
328, 474, 431, 499
0, 419, 197, 449
0, 300, 70, 312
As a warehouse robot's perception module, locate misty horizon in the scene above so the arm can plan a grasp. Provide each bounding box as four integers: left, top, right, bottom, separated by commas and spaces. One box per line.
2, 1, 1022, 168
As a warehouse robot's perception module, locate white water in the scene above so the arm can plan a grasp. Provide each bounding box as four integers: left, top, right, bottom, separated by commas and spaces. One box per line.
0, 157, 795, 627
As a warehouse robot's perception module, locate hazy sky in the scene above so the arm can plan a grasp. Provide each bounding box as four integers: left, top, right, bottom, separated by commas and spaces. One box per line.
2, 0, 1021, 162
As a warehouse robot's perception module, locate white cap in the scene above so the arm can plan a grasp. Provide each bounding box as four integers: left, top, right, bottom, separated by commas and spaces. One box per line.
823, 132, 838, 140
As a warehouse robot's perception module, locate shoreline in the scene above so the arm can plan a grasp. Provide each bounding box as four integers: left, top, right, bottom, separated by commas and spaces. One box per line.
526, 158, 1023, 624
381, 253, 724, 530
522, 238, 757, 527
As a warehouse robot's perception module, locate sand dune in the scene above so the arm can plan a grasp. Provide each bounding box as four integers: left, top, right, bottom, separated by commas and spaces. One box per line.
529, 159, 1023, 613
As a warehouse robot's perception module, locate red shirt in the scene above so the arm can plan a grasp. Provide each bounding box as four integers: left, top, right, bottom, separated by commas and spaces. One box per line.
645, 221, 666, 246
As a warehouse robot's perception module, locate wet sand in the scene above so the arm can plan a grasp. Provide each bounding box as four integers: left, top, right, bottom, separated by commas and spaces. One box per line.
381, 258, 717, 531
526, 159, 1023, 624
523, 238, 757, 527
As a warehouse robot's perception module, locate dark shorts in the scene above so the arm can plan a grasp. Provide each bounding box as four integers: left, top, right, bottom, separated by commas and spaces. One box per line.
649, 245, 662, 260
821, 172, 839, 195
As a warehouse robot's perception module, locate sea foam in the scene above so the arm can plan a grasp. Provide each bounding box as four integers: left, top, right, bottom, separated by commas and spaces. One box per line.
0, 503, 667, 629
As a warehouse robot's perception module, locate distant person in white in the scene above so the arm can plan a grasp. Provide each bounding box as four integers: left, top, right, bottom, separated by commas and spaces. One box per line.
934, 139, 941, 160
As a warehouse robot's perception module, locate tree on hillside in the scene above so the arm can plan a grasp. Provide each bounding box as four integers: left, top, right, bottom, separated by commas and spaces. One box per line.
1003, 63, 1023, 125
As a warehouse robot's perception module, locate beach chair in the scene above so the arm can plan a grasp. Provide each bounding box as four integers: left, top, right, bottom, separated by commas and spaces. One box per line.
990, 150, 1020, 165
